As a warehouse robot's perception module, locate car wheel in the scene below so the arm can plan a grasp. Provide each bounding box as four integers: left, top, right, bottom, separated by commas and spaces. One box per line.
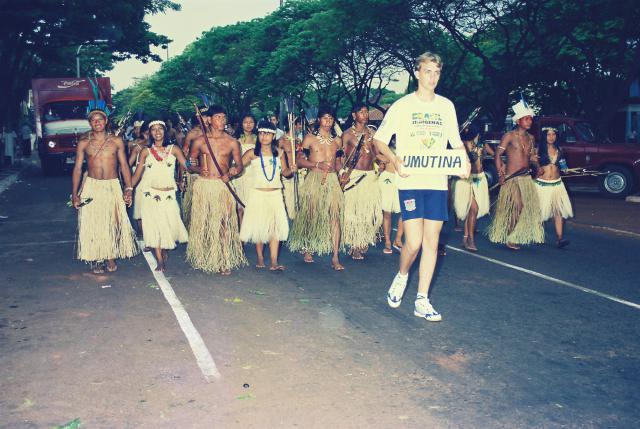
599, 165, 634, 198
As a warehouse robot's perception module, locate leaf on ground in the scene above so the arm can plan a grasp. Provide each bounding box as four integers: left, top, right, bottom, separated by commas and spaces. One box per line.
54, 418, 81, 429
236, 394, 254, 400
224, 297, 243, 303
249, 290, 266, 296
147, 283, 158, 289
298, 299, 310, 303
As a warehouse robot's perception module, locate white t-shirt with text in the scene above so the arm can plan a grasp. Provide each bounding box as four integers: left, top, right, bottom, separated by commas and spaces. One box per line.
374, 93, 463, 190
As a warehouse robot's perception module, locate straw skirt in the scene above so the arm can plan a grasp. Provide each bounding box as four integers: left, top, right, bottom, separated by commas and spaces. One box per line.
454, 173, 490, 220
141, 188, 188, 249
77, 177, 138, 262
240, 189, 289, 243
487, 175, 545, 245
288, 170, 344, 255
342, 170, 382, 249
535, 178, 573, 221
186, 179, 247, 273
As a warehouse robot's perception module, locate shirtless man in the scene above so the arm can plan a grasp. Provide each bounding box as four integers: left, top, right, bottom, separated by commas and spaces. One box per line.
288, 106, 345, 270
339, 102, 382, 260
185, 105, 248, 275
453, 125, 494, 251
488, 100, 544, 249
127, 120, 145, 155
72, 107, 138, 274
179, 109, 206, 229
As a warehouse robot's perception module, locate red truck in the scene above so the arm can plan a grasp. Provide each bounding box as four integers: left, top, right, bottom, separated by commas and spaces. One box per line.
482, 116, 640, 197
32, 78, 112, 175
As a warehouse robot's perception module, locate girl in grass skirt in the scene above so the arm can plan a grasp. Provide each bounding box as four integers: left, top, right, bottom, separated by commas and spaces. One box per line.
132, 120, 190, 271
239, 121, 295, 270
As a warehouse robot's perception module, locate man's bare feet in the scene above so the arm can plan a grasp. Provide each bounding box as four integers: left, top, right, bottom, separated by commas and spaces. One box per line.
331, 257, 345, 271
303, 253, 314, 263
92, 263, 105, 274
106, 261, 118, 272
383, 247, 393, 254
220, 270, 231, 276
392, 241, 402, 252
351, 249, 364, 260
506, 243, 520, 250
269, 264, 285, 271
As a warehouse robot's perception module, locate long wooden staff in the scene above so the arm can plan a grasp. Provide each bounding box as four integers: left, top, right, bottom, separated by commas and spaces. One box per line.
287, 111, 299, 210
340, 134, 365, 191
488, 167, 530, 191
193, 103, 245, 208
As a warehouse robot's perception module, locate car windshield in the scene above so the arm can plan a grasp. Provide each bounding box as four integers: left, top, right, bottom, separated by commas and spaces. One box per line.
42, 101, 86, 122
575, 121, 596, 143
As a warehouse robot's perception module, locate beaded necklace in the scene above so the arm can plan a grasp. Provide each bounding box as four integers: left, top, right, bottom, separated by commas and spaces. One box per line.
259, 149, 277, 182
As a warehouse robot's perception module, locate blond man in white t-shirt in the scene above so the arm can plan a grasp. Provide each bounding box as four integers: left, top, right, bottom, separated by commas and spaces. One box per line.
373, 52, 470, 322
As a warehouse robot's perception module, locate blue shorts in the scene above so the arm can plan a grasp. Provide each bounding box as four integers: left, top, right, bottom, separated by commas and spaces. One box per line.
398, 189, 449, 222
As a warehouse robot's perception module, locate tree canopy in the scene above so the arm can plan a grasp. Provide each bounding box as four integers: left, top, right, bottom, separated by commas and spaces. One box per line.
0, 0, 179, 126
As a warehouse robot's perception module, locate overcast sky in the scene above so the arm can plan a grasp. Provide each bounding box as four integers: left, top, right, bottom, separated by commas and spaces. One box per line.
109, 0, 281, 91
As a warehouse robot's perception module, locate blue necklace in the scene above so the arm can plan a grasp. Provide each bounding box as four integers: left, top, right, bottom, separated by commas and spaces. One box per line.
259, 150, 276, 182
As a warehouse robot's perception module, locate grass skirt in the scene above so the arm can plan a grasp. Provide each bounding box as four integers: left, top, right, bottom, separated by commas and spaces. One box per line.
535, 178, 573, 221
287, 170, 344, 255
240, 189, 289, 243
232, 163, 254, 205
181, 173, 198, 229
378, 171, 400, 213
487, 175, 545, 244
141, 188, 188, 249
77, 177, 139, 262
186, 179, 247, 273
454, 173, 490, 220
342, 170, 382, 249
132, 171, 149, 220
282, 175, 297, 219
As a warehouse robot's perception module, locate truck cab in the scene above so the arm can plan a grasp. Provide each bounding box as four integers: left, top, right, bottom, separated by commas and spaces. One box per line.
32, 78, 111, 175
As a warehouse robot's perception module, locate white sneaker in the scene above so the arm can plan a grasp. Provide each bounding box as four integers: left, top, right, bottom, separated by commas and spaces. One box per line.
414, 296, 442, 322
387, 273, 408, 308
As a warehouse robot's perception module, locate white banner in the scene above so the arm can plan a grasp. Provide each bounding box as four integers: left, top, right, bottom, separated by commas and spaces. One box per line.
400, 149, 468, 176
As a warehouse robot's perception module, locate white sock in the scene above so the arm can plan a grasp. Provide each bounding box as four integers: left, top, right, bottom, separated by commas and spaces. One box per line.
416, 293, 427, 300
396, 271, 408, 279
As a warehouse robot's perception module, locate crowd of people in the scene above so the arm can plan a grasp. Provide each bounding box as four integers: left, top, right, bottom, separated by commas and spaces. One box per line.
70, 51, 574, 322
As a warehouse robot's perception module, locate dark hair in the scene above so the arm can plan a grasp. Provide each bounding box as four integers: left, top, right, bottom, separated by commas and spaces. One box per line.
234, 113, 257, 138
254, 120, 279, 157
538, 129, 561, 167
313, 105, 337, 138
205, 105, 226, 117
351, 101, 368, 113
146, 120, 171, 147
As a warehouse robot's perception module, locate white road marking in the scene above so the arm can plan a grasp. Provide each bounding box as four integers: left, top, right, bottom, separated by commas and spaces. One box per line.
138, 242, 221, 382
445, 244, 640, 310
0, 172, 19, 194
3, 239, 76, 247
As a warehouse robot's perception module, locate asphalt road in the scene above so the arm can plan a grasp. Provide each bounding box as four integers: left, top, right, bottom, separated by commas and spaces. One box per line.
1, 167, 639, 428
